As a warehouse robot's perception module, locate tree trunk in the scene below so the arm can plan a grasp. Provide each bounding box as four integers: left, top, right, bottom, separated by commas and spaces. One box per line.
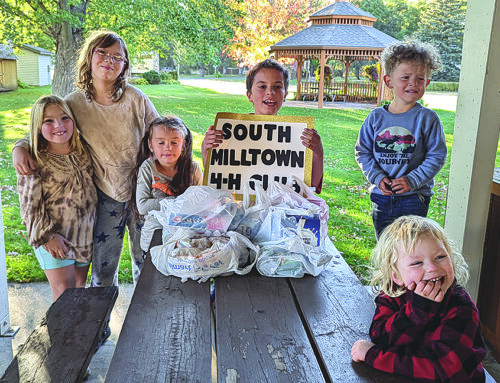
51, 1, 87, 97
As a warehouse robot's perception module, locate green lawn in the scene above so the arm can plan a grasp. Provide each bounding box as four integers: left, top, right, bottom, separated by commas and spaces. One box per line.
0, 83, 462, 283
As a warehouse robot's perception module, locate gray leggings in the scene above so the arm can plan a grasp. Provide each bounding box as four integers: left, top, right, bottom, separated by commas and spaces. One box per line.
91, 188, 145, 287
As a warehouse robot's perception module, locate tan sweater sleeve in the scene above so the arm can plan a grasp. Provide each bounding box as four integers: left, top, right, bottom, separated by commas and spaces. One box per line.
192, 162, 203, 186
13, 137, 29, 151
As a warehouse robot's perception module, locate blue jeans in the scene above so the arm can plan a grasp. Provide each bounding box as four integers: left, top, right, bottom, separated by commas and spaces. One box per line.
370, 193, 431, 239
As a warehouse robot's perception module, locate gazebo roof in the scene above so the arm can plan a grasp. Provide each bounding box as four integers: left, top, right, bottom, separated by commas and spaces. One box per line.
270, 0, 398, 58
271, 24, 397, 51
310, 1, 375, 18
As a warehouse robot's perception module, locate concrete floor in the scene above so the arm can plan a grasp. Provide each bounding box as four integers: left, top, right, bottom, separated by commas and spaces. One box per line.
1, 282, 499, 382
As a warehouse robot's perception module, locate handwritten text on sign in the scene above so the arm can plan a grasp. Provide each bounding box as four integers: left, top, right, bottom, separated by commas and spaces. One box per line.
203, 113, 314, 199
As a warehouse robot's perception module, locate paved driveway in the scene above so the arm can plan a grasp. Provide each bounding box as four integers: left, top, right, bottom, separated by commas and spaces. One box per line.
179, 78, 458, 112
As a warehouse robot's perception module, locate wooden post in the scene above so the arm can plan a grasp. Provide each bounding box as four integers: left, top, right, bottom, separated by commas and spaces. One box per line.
377, 59, 384, 106
296, 57, 303, 101
344, 60, 351, 102
444, 0, 500, 301
318, 51, 326, 108
0, 190, 17, 336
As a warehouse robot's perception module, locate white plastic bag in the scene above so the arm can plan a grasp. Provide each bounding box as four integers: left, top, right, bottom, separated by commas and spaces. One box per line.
233, 181, 271, 240
256, 231, 335, 278
150, 229, 258, 282
151, 185, 238, 235
253, 206, 322, 246
292, 176, 329, 237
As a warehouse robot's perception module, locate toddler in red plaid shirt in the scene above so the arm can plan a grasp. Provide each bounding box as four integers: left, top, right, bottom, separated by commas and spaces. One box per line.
351, 215, 486, 382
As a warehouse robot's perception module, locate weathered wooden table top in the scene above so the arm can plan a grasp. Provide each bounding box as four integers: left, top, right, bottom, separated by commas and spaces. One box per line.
104, 248, 421, 383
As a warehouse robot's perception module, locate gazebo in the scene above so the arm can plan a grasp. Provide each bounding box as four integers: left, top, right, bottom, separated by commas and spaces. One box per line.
269, 0, 398, 108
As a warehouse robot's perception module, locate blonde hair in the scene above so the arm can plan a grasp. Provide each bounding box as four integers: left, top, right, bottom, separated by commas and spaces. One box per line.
75, 30, 130, 102
29, 95, 84, 163
370, 215, 469, 297
381, 40, 441, 77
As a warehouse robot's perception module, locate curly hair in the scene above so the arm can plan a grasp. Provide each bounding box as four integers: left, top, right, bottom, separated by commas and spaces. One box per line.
369, 215, 469, 297
29, 95, 85, 164
381, 40, 441, 77
246, 58, 289, 93
75, 30, 130, 102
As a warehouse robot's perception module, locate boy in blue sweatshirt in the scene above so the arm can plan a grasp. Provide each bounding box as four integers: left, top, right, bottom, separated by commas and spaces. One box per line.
355, 41, 447, 238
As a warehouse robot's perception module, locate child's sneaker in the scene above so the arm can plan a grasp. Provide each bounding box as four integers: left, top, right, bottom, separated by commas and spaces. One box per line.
94, 325, 111, 353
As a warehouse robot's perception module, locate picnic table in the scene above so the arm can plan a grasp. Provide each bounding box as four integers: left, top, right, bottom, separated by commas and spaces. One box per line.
104, 247, 415, 382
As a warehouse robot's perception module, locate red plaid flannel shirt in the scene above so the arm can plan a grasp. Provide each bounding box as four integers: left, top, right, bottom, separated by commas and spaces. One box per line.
365, 284, 486, 382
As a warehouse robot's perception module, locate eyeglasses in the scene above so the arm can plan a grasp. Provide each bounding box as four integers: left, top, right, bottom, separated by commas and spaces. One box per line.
93, 48, 126, 63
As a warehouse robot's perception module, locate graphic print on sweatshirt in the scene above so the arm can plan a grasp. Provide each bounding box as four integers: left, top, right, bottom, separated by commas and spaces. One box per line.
375, 127, 415, 166
375, 127, 416, 153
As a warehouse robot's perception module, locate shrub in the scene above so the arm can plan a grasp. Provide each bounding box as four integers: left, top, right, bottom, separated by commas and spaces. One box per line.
362, 64, 379, 84
160, 79, 180, 85
314, 66, 333, 85
134, 77, 149, 85
142, 70, 161, 85
17, 79, 31, 89
160, 71, 178, 81
426, 81, 459, 92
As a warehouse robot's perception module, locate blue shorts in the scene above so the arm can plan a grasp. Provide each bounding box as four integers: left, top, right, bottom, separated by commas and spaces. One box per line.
34, 246, 91, 270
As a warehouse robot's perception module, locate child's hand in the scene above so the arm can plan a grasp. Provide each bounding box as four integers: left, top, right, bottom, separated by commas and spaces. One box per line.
13, 146, 36, 175
407, 280, 445, 302
390, 176, 410, 194
378, 177, 393, 195
202, 125, 224, 165
300, 128, 323, 156
44, 234, 72, 259
351, 339, 375, 362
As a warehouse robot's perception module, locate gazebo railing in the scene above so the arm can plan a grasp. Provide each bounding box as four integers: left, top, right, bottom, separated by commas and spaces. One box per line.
298, 81, 378, 102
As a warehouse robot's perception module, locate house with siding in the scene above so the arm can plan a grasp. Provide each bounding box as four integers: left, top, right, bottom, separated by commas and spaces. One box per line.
131, 51, 160, 74
0, 44, 18, 91
16, 44, 54, 86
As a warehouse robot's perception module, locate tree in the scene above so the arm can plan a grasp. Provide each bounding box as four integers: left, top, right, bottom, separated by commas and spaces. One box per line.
0, 0, 240, 96
412, 0, 467, 82
227, 0, 329, 67
351, 0, 424, 40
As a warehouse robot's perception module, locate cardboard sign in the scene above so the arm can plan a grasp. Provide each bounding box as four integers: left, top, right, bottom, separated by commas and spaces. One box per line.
203, 112, 314, 199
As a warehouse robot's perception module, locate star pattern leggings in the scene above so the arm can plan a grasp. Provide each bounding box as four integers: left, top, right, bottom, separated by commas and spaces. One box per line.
91, 188, 145, 287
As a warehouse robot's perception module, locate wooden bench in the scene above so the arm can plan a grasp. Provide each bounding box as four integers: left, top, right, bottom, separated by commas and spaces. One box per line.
1, 286, 118, 383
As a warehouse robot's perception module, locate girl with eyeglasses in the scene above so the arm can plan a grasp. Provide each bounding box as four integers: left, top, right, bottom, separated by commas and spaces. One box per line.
13, 30, 160, 290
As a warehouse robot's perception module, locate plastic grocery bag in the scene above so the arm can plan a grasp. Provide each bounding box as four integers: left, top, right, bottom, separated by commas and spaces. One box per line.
233, 181, 271, 240
262, 180, 329, 239
151, 185, 238, 235
150, 228, 258, 282
256, 231, 336, 278
291, 176, 329, 237
253, 206, 322, 246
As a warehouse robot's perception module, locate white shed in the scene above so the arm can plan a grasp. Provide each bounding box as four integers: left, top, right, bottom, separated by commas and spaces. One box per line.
16, 44, 54, 86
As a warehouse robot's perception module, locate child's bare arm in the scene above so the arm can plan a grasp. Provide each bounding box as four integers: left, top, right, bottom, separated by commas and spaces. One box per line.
201, 125, 224, 166
301, 128, 324, 192
351, 340, 374, 362
13, 146, 37, 175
